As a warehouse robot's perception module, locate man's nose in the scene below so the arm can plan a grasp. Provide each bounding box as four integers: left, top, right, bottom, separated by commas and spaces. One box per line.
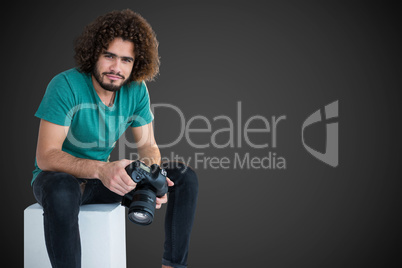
110, 58, 122, 73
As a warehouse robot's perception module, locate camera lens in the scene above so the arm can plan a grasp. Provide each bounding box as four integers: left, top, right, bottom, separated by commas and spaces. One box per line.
133, 212, 148, 220
129, 211, 152, 225
127, 189, 156, 225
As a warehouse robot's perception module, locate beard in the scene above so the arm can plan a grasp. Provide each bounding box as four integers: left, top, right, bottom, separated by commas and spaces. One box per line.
92, 65, 131, 92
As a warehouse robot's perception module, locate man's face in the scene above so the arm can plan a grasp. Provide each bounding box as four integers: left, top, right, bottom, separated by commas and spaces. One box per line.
92, 37, 135, 92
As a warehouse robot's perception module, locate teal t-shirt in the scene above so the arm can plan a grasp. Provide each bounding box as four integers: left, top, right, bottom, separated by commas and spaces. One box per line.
32, 68, 154, 184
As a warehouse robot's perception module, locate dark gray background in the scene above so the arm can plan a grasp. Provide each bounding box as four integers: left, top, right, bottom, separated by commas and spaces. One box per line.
2, 1, 401, 267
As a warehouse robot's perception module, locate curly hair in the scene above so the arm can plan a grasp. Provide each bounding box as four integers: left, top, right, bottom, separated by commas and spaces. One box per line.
74, 9, 160, 82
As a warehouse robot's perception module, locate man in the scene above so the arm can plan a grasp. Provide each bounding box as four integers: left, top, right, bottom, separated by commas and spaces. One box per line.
32, 9, 198, 268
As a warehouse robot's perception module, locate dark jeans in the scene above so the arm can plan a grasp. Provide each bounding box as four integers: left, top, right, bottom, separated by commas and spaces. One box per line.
32, 162, 198, 268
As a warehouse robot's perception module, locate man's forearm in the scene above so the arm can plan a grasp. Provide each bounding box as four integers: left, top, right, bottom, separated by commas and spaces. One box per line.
37, 148, 104, 179
137, 144, 161, 166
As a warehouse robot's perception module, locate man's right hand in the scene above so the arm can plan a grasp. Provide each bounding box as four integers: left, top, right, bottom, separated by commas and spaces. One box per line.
97, 159, 137, 196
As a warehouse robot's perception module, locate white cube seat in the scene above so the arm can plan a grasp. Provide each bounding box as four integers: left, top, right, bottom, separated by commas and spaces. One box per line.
24, 203, 126, 268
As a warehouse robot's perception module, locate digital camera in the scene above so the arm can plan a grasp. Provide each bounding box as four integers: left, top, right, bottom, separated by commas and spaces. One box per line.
122, 160, 168, 225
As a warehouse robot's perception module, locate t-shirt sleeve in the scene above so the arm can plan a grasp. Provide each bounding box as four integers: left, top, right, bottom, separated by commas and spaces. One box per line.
35, 73, 76, 126
131, 81, 154, 127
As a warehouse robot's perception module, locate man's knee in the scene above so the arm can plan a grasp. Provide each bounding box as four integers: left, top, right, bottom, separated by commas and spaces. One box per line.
163, 162, 198, 192
36, 172, 81, 214
180, 164, 198, 191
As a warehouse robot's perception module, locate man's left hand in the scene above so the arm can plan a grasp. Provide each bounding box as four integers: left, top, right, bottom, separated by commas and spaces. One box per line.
156, 177, 174, 209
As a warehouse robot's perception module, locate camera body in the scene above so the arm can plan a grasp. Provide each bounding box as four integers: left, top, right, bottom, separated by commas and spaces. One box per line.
122, 160, 168, 225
